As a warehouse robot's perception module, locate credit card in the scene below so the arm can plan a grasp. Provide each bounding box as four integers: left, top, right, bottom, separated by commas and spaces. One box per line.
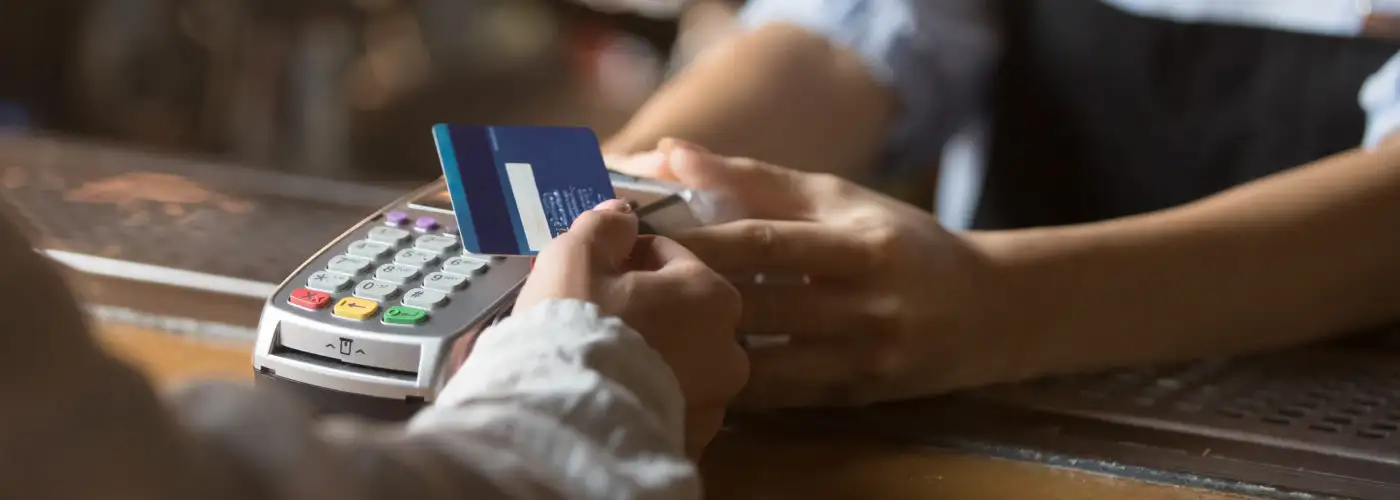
432, 124, 616, 256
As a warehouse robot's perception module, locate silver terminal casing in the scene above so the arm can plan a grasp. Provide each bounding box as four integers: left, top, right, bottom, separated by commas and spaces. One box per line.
252, 175, 693, 406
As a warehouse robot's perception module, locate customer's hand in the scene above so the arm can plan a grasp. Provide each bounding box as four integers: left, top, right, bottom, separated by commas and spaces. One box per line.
609, 140, 1019, 409
515, 200, 747, 457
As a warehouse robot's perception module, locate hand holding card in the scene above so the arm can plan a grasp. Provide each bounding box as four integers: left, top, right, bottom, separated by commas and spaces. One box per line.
513, 195, 747, 460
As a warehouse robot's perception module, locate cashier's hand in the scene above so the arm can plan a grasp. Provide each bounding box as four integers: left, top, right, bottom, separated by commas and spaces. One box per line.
514, 199, 747, 458
609, 140, 1014, 409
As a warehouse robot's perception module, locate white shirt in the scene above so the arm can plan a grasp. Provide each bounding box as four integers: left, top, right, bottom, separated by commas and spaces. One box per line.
739, 0, 1400, 227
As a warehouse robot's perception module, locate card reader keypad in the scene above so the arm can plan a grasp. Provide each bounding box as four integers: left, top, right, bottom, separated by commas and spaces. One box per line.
289, 215, 494, 327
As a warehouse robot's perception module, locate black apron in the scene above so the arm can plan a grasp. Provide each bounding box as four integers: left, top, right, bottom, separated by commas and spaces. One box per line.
974, 0, 1400, 229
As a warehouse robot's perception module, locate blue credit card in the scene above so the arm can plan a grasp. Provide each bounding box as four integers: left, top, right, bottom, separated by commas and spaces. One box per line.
432, 124, 616, 256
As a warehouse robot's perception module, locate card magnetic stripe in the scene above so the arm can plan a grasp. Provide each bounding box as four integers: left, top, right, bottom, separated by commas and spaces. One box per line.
484, 127, 531, 254
433, 125, 530, 254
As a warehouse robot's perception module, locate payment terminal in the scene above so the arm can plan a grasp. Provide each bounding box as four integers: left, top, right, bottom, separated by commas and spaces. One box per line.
252, 174, 700, 421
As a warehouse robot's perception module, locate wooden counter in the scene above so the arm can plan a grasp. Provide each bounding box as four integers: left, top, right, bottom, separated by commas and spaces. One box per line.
94, 322, 1246, 500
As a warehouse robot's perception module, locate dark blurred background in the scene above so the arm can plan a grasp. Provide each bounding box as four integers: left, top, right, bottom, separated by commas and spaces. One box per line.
0, 0, 747, 188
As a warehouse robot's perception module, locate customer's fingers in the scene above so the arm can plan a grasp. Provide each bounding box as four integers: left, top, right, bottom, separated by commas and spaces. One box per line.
626, 235, 743, 333
627, 234, 702, 272
517, 200, 638, 314
553, 199, 640, 269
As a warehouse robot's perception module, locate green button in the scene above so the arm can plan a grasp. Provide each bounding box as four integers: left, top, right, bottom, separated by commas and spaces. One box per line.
382, 305, 428, 325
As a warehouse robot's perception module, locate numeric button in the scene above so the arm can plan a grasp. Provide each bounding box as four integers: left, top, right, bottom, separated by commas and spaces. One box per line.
354, 280, 400, 302
347, 240, 393, 259
307, 271, 352, 292
415, 234, 459, 254
403, 288, 448, 309
394, 248, 439, 267
368, 226, 412, 245
442, 256, 489, 275
327, 254, 372, 275
374, 264, 420, 284
422, 271, 469, 292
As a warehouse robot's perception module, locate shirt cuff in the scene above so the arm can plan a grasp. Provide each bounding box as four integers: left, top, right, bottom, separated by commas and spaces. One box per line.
1361, 50, 1400, 149
420, 299, 685, 441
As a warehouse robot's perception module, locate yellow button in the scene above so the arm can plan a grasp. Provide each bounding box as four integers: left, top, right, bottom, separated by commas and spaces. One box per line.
333, 297, 379, 320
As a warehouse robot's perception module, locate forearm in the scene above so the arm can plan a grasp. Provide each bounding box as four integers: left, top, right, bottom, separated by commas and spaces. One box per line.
604, 22, 893, 178
977, 143, 1400, 379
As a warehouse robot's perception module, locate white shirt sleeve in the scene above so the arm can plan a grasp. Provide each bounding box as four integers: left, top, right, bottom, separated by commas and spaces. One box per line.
738, 0, 1001, 175
1360, 49, 1400, 149
404, 299, 696, 500
0, 296, 698, 500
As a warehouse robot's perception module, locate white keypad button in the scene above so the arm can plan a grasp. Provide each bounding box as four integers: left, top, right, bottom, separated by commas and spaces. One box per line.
354, 280, 400, 301
422, 271, 469, 292
442, 256, 489, 275
347, 240, 393, 259
368, 226, 412, 246
307, 271, 352, 292
327, 254, 372, 275
414, 234, 460, 254
374, 264, 420, 284
394, 248, 439, 267
403, 287, 449, 309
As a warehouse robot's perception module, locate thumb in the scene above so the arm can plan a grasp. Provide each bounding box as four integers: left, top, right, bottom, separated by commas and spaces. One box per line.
604, 149, 675, 181
553, 199, 640, 269
660, 138, 814, 220
515, 200, 637, 316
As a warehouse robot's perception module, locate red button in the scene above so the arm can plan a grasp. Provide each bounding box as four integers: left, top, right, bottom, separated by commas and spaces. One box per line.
289, 288, 332, 310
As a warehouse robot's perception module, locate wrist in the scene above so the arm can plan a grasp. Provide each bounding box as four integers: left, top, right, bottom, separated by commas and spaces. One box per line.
967, 219, 1214, 380
963, 227, 1095, 383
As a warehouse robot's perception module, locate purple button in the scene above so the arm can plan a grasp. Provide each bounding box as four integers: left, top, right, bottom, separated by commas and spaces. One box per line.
414, 217, 439, 231
385, 211, 409, 226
